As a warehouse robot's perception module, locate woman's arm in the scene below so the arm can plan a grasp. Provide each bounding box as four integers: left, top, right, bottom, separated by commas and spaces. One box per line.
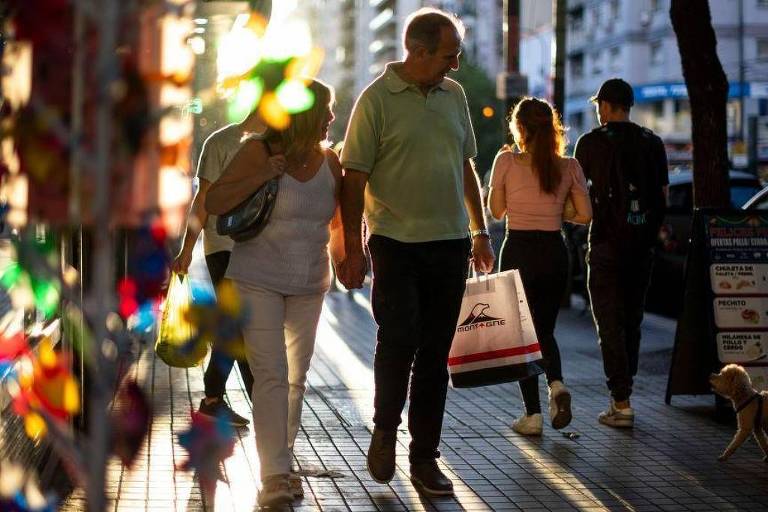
564, 190, 593, 225
487, 151, 509, 221
326, 149, 345, 266
564, 159, 593, 225
205, 139, 286, 215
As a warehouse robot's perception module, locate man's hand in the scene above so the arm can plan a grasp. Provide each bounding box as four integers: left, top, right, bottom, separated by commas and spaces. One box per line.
170, 250, 193, 275
471, 235, 495, 274
338, 248, 367, 289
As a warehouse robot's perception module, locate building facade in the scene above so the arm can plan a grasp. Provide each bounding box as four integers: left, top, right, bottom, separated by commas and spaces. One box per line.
306, 0, 503, 140
312, 0, 502, 95
558, 0, 768, 168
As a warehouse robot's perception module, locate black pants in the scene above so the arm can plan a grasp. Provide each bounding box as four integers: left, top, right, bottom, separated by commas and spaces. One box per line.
203, 251, 254, 399
587, 241, 653, 403
368, 235, 470, 463
500, 230, 567, 416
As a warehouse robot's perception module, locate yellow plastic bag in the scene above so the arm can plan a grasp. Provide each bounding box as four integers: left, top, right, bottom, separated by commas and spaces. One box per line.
155, 273, 208, 368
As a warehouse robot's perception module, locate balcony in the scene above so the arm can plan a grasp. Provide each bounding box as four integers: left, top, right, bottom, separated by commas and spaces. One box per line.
369, 8, 394, 32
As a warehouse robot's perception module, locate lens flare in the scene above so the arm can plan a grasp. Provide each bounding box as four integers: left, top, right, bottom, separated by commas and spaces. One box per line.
226, 78, 264, 123
276, 80, 315, 114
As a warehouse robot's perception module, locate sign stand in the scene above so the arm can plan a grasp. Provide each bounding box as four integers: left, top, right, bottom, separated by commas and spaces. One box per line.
667, 209, 768, 407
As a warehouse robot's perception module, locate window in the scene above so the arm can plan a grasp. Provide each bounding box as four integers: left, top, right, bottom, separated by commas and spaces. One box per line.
592, 6, 601, 29
758, 38, 768, 58
650, 41, 664, 66
759, 0, 768, 8
610, 0, 620, 19
569, 112, 584, 133
570, 53, 584, 80
591, 51, 602, 75
569, 6, 584, 32
609, 47, 621, 71
650, 0, 662, 11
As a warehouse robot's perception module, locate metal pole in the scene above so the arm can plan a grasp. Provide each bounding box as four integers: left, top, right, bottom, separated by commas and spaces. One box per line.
499, 0, 523, 143
69, 0, 86, 426
738, 0, 745, 143
552, 0, 566, 119
87, 0, 118, 508
506, 0, 520, 76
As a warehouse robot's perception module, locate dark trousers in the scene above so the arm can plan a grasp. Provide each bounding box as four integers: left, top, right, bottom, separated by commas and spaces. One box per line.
500, 230, 568, 416
203, 251, 254, 399
368, 235, 470, 463
587, 241, 653, 402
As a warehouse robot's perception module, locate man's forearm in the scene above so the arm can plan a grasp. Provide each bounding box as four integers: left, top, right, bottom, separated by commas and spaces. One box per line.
179, 189, 208, 254
340, 170, 368, 252
463, 160, 487, 231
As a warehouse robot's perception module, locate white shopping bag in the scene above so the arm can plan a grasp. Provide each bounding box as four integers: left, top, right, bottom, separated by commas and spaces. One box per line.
448, 269, 544, 388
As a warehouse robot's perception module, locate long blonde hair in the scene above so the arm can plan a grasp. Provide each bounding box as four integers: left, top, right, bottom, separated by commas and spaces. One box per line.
279, 79, 334, 161
510, 97, 567, 195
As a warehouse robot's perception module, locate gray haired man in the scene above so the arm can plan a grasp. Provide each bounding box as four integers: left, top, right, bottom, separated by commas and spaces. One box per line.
339, 8, 494, 496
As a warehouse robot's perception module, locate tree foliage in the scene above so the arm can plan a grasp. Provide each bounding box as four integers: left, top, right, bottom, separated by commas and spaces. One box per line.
451, 57, 505, 181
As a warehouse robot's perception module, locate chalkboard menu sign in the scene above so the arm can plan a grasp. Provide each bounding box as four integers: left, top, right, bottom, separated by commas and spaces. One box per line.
667, 210, 768, 403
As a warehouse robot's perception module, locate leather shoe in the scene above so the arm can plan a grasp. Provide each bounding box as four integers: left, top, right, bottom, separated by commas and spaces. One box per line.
410, 460, 454, 496
367, 428, 397, 483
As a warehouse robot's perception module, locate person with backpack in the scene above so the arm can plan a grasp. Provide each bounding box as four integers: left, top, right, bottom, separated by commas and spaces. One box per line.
574, 78, 669, 428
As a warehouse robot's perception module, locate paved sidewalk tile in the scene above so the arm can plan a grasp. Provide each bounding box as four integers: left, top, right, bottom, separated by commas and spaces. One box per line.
59, 258, 768, 510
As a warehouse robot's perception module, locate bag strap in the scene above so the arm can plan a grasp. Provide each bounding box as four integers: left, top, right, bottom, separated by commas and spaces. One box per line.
263, 139, 274, 157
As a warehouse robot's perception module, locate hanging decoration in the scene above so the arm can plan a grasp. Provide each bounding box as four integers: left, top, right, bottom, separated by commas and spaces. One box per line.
110, 380, 152, 468
215, 12, 324, 128
0, 462, 57, 512
0, 230, 61, 319
176, 412, 236, 492
184, 278, 249, 361
8, 337, 80, 440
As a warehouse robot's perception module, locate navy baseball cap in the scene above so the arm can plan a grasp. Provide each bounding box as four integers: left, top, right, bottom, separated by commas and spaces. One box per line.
590, 78, 634, 107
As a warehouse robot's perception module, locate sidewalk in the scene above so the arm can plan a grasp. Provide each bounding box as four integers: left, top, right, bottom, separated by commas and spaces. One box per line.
60, 264, 768, 510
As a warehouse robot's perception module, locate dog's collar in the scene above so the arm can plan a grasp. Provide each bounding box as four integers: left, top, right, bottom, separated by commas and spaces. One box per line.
736, 393, 761, 413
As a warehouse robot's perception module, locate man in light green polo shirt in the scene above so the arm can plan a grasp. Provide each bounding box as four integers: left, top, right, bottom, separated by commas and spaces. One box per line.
339, 7, 495, 497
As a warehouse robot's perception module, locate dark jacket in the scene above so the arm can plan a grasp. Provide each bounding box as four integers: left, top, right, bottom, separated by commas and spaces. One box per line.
574, 121, 668, 246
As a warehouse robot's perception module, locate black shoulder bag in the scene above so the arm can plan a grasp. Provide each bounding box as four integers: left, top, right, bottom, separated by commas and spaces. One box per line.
216, 139, 279, 242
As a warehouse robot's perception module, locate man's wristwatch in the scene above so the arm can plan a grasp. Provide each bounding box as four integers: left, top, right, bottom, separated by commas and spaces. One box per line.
470, 228, 490, 238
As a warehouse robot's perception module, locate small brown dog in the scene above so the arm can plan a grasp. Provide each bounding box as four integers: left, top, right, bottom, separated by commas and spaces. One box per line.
710, 364, 768, 461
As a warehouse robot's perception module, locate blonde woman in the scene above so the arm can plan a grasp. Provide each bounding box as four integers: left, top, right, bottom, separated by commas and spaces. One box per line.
488, 97, 592, 436
206, 79, 343, 507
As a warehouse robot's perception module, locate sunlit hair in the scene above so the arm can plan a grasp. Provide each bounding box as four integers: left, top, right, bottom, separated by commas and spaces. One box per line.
510, 97, 567, 195
403, 8, 465, 54
278, 78, 335, 161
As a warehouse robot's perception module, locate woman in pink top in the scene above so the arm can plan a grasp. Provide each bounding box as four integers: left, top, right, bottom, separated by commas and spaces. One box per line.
488, 97, 592, 436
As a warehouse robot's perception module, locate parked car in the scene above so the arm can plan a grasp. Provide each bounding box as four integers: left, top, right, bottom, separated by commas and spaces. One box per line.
742, 185, 768, 210
645, 169, 762, 316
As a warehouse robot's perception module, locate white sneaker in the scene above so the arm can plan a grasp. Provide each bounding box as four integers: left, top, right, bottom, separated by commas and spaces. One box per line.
598, 400, 634, 428
548, 380, 572, 430
512, 413, 543, 436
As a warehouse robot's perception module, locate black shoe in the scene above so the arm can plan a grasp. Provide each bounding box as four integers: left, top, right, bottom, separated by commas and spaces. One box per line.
367, 428, 397, 483
410, 460, 454, 496
198, 398, 250, 427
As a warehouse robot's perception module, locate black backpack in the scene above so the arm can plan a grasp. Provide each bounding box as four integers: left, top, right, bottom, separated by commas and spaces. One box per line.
592, 124, 665, 246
